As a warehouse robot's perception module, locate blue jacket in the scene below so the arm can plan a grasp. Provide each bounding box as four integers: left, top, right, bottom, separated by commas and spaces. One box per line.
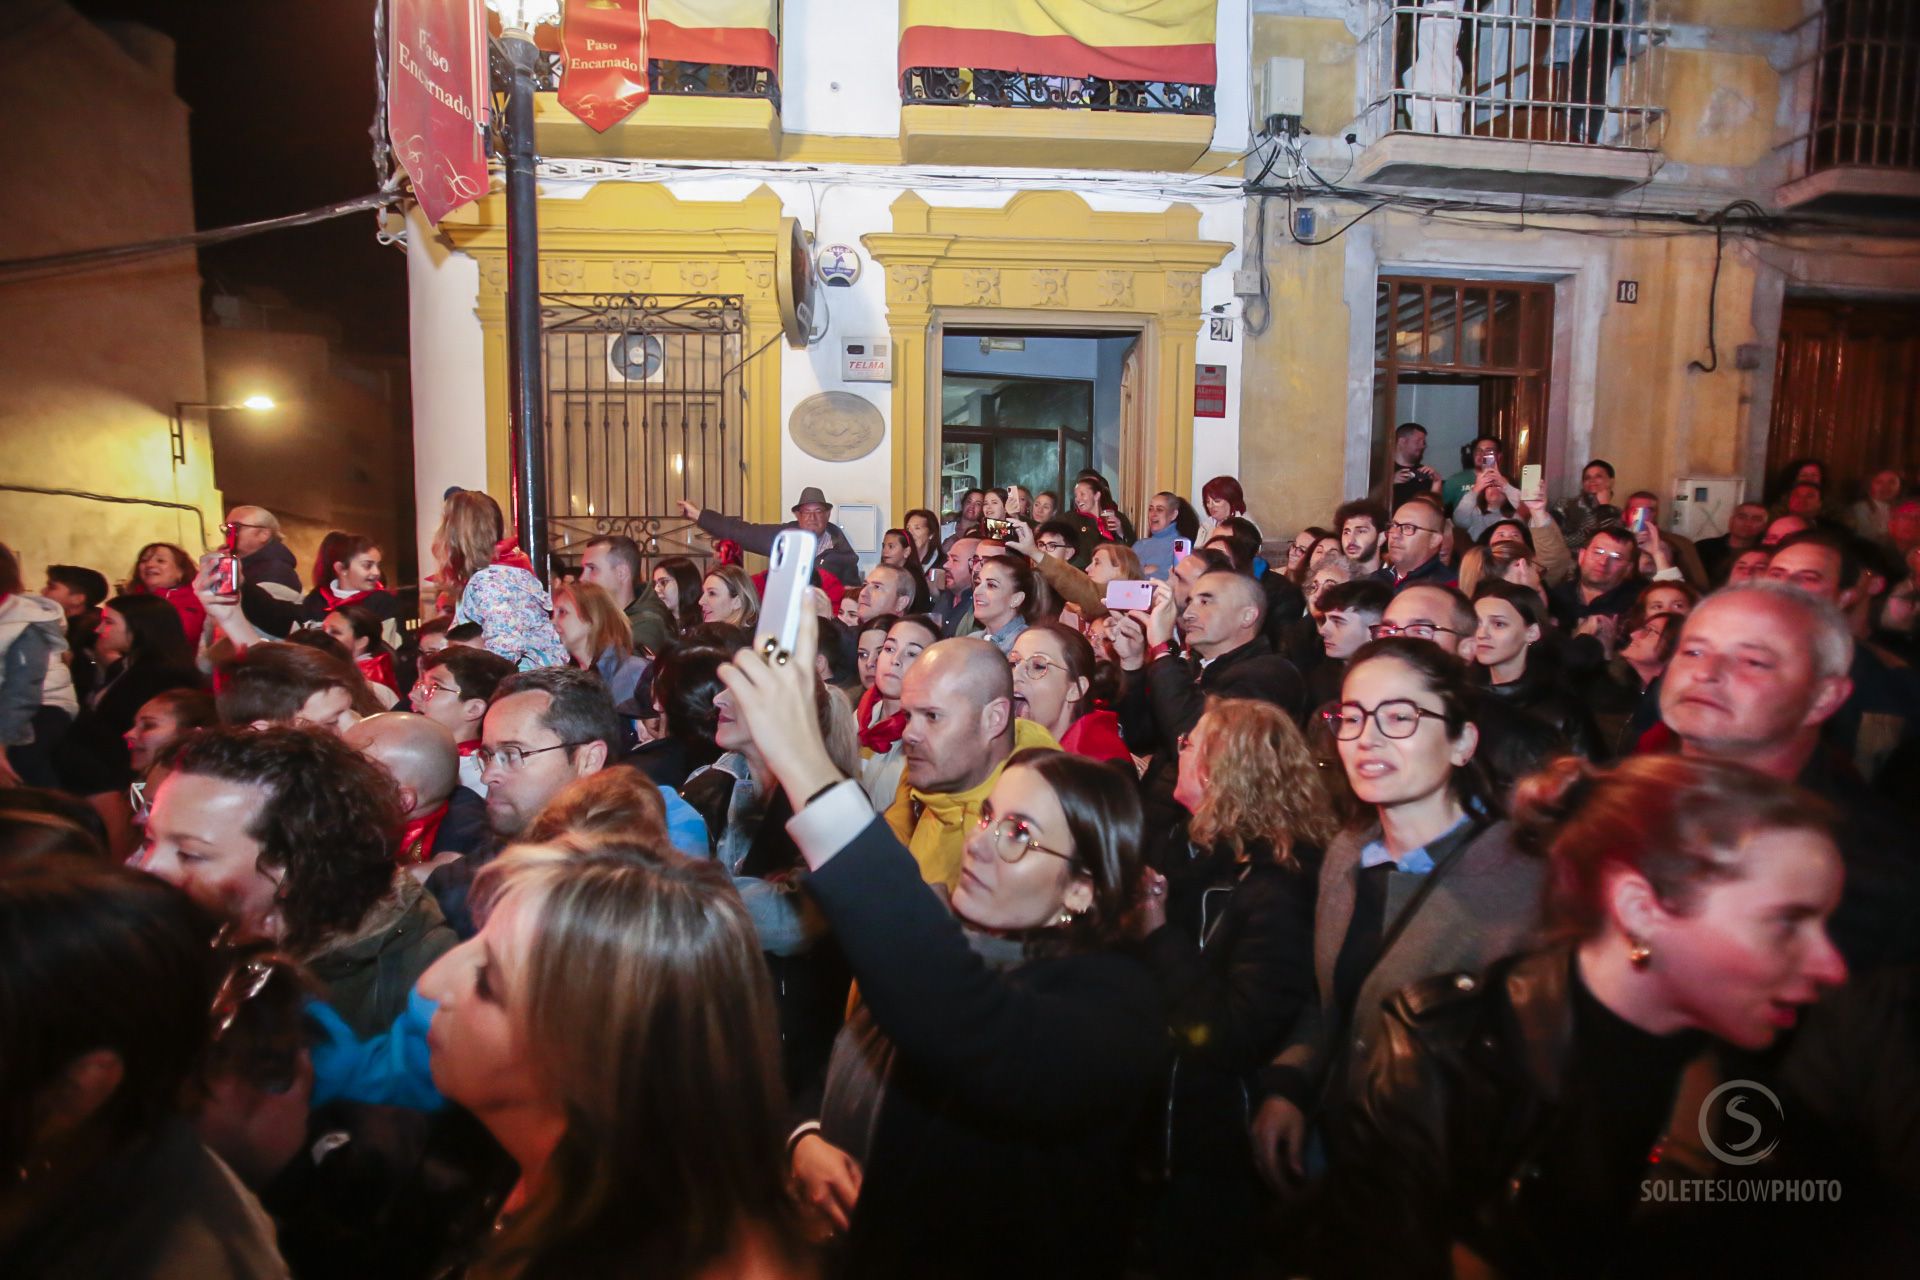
1132, 525, 1183, 582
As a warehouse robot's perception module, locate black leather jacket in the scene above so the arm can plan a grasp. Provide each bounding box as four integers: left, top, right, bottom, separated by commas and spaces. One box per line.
1300, 948, 1736, 1279
1484, 660, 1609, 761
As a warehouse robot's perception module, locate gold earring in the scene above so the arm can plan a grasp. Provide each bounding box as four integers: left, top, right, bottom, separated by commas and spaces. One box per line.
1628, 940, 1653, 969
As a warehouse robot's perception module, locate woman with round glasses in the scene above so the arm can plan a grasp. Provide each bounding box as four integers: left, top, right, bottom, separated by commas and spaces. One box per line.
718, 621, 1163, 1277
1008, 623, 1129, 764
1250, 638, 1544, 1197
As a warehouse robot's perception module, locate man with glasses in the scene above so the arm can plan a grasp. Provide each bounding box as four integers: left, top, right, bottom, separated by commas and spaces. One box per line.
424, 667, 708, 937
1547, 524, 1640, 634
410, 646, 515, 794
222, 505, 301, 593
1034, 522, 1079, 562
1381, 498, 1455, 594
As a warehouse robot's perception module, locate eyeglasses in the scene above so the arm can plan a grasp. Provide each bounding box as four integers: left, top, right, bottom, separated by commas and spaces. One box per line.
219, 522, 270, 535
1388, 521, 1441, 538
1586, 547, 1630, 563
1037, 540, 1072, 553
477, 741, 593, 771
1012, 654, 1062, 681
414, 679, 461, 700
1369, 621, 1463, 640
1322, 699, 1449, 741
976, 812, 1073, 865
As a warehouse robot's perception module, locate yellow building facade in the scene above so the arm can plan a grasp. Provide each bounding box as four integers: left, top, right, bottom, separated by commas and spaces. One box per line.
406, 0, 1920, 569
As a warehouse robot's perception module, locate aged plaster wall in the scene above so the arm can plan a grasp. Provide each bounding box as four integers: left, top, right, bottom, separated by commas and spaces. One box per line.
0, 7, 221, 583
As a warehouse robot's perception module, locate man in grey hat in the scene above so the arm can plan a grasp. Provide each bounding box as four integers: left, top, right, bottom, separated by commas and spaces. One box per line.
678, 487, 860, 588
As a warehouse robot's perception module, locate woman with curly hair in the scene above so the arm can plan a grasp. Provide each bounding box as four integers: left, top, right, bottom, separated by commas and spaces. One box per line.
122, 541, 206, 647
1133, 697, 1337, 1276
140, 724, 455, 1036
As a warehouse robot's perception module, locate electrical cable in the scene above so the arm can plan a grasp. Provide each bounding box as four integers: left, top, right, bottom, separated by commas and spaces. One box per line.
0, 484, 210, 550
0, 194, 393, 285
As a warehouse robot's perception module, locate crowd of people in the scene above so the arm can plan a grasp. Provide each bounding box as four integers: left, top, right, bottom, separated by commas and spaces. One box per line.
3, 437, 1919, 1279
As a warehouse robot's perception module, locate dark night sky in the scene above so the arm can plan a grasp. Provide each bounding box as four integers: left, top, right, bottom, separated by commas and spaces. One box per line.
73, 0, 409, 355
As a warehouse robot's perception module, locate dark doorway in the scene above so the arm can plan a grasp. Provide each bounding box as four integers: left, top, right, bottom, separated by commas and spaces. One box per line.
1769, 296, 1920, 503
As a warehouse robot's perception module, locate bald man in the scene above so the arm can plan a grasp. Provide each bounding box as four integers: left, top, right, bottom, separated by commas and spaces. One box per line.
344, 712, 487, 878
1109, 569, 1303, 831
882, 637, 1058, 890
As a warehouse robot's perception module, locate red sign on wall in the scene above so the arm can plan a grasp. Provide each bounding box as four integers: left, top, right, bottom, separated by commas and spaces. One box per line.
388, 0, 489, 226
560, 0, 651, 132
1195, 363, 1227, 418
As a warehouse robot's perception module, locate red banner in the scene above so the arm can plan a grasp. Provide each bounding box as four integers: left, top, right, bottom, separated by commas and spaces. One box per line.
560, 0, 650, 132
388, 0, 489, 225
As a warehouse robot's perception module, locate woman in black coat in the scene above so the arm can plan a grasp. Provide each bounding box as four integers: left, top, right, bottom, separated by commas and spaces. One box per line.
719, 628, 1164, 1280
1303, 755, 1850, 1278
1470, 579, 1607, 759
1134, 697, 1335, 1278
52, 593, 201, 853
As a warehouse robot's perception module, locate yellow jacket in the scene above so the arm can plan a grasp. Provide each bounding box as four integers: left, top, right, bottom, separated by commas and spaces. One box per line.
882, 719, 1061, 891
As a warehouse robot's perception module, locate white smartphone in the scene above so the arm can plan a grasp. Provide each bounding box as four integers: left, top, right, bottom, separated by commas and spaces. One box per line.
754, 529, 819, 661
1171, 537, 1192, 562
1520, 464, 1544, 503
1104, 579, 1156, 612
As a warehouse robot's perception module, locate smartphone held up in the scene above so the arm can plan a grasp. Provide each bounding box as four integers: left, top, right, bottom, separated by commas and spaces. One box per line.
754, 529, 820, 663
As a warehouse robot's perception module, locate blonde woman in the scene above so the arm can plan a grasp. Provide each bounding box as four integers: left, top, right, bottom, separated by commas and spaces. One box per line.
1133, 696, 1337, 1277
698, 564, 760, 629
417, 844, 804, 1278
552, 580, 650, 713
433, 491, 568, 670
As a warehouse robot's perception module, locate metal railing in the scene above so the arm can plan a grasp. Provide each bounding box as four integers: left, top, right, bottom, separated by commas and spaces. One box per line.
901, 67, 1213, 114
1360, 1, 1668, 148
1781, 0, 1920, 182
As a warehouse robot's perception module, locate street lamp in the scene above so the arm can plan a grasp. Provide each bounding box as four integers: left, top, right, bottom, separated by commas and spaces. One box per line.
171, 395, 276, 466
485, 0, 560, 583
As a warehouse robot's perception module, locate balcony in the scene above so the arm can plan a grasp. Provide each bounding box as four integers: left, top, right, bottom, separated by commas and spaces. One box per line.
1777, 0, 1920, 213
895, 2, 1218, 171
526, 15, 782, 161
1351, 1, 1669, 198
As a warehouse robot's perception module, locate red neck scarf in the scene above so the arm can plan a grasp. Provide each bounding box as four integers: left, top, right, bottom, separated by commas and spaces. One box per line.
357, 652, 400, 693
457, 739, 481, 756
399, 800, 451, 866
856, 686, 907, 754
319, 582, 385, 611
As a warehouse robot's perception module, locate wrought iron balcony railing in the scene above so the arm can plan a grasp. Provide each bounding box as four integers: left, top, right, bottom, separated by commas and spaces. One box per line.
1359, 1, 1668, 149
901, 67, 1214, 115
652, 59, 780, 109
1781, 0, 1920, 184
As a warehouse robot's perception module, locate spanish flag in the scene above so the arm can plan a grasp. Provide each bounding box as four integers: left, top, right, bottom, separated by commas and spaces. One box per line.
650, 0, 779, 73
899, 0, 1216, 88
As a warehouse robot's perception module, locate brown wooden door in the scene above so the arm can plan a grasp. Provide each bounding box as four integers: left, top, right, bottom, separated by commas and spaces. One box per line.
1768, 298, 1920, 501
